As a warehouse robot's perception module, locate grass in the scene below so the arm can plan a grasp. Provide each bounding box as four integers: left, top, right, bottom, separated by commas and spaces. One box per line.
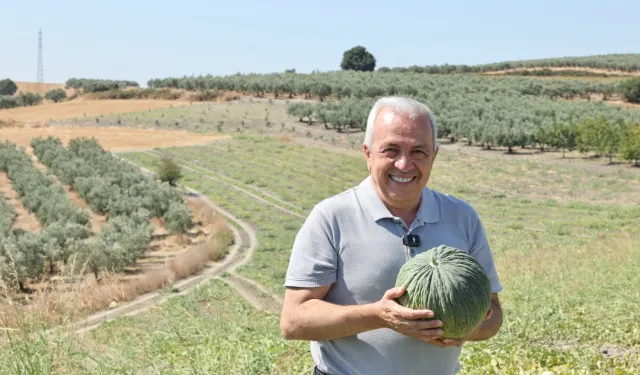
2, 129, 639, 374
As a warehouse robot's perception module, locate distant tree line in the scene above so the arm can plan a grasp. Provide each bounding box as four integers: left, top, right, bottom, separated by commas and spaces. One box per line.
287, 98, 640, 165
65, 78, 139, 93
377, 53, 640, 74
0, 92, 43, 109
146, 71, 632, 103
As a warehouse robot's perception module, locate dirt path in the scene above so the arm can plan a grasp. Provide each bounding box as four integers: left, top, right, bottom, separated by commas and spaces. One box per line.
63, 160, 281, 337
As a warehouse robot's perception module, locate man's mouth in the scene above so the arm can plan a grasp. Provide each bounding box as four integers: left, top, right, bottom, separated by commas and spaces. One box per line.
389, 175, 416, 184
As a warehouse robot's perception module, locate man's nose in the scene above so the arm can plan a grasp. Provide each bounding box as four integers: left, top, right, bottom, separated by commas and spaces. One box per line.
395, 154, 412, 171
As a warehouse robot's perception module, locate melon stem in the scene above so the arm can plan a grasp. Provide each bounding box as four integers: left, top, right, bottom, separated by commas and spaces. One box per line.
428, 252, 438, 267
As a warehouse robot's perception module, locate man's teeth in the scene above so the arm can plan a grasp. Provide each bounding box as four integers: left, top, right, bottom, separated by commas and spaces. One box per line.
390, 175, 414, 183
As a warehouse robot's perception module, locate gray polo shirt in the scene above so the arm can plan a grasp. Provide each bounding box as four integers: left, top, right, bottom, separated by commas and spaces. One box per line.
284, 176, 503, 375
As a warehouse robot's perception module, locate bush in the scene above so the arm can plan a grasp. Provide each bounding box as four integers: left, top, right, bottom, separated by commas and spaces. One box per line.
16, 92, 43, 106
618, 78, 640, 103
157, 154, 182, 186
620, 123, 640, 166
163, 202, 193, 233
0, 96, 18, 109
45, 88, 67, 103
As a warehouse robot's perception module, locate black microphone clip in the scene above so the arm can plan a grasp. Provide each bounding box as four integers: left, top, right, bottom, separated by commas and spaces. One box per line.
403, 234, 421, 248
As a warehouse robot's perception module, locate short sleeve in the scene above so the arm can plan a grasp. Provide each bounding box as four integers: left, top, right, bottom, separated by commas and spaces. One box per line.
468, 215, 503, 293
284, 204, 338, 288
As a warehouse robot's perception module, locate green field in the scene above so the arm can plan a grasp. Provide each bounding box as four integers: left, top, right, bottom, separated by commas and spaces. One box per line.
3, 129, 635, 374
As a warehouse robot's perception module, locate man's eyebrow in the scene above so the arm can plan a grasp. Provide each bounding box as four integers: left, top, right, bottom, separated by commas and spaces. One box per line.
380, 143, 430, 150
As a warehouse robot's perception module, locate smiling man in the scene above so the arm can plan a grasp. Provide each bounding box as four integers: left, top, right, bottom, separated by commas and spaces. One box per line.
280, 96, 503, 375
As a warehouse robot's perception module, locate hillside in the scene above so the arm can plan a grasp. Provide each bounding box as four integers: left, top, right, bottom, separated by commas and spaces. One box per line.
380, 53, 640, 75
14, 81, 73, 96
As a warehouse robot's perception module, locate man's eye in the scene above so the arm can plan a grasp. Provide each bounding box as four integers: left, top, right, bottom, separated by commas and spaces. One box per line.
413, 151, 427, 159
382, 149, 397, 156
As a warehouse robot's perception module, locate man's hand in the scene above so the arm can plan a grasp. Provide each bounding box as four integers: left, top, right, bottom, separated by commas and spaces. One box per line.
375, 286, 444, 342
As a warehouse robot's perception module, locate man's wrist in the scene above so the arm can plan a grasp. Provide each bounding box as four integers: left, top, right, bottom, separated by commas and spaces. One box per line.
360, 302, 385, 331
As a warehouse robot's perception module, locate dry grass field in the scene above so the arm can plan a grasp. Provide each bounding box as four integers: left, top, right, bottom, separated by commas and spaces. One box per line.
14, 81, 71, 96
0, 99, 191, 124
0, 126, 227, 152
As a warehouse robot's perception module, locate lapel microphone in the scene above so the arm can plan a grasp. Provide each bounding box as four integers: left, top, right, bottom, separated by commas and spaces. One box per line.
403, 234, 421, 248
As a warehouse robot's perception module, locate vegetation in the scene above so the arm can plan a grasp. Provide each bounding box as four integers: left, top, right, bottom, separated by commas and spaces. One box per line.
156, 152, 183, 186
620, 125, 640, 166
65, 78, 139, 93
0, 141, 91, 290
0, 92, 43, 109
618, 77, 640, 103
0, 78, 18, 95
378, 53, 640, 74
44, 88, 67, 103
499, 68, 626, 77
0, 193, 17, 236
340, 45, 376, 72
31, 136, 192, 228
0, 136, 194, 289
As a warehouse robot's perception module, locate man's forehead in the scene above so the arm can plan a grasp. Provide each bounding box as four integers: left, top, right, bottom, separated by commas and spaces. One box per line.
377, 136, 431, 148
374, 119, 433, 147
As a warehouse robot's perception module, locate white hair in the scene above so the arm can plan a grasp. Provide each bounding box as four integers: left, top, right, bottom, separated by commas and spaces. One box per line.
363, 96, 438, 152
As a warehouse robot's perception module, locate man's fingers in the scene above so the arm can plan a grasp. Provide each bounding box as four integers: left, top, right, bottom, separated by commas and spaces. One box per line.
415, 319, 443, 330
384, 286, 405, 299
396, 305, 436, 320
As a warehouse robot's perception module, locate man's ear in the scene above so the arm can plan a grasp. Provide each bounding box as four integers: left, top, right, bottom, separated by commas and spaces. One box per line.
364, 144, 372, 171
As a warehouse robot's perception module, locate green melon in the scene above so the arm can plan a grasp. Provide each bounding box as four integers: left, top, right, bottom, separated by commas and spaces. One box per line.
394, 244, 492, 339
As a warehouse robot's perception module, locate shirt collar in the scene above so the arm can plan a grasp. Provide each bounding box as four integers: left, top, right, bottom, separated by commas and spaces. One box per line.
356, 176, 440, 225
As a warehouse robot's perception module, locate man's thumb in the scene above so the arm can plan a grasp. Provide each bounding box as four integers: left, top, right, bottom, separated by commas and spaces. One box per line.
388, 286, 405, 297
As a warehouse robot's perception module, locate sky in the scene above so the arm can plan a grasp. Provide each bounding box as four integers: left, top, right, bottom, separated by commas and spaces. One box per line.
1, 0, 638, 87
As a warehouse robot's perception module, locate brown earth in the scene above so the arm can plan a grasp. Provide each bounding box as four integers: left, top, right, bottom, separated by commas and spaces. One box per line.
14, 81, 73, 96
0, 99, 191, 124
0, 126, 228, 152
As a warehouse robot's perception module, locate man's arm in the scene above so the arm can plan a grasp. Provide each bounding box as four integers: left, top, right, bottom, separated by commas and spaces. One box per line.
280, 286, 381, 341
465, 292, 503, 341
280, 285, 444, 342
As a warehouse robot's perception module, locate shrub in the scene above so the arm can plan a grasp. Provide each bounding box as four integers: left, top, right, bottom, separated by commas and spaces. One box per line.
618, 77, 640, 104
45, 88, 67, 103
157, 154, 182, 186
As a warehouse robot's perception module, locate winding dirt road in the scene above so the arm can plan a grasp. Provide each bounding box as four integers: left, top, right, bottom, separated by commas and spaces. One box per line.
56, 152, 285, 340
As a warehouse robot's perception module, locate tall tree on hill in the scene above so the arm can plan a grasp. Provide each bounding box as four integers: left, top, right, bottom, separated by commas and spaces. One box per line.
340, 46, 376, 72
0, 79, 18, 96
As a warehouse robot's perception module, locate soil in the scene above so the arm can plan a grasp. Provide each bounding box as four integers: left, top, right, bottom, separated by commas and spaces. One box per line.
14, 82, 73, 97
0, 99, 191, 124
0, 125, 228, 152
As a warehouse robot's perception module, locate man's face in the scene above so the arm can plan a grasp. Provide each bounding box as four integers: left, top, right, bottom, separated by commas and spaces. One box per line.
364, 107, 438, 211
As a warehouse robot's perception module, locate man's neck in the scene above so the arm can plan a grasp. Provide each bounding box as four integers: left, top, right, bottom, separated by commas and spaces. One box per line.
389, 206, 419, 228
